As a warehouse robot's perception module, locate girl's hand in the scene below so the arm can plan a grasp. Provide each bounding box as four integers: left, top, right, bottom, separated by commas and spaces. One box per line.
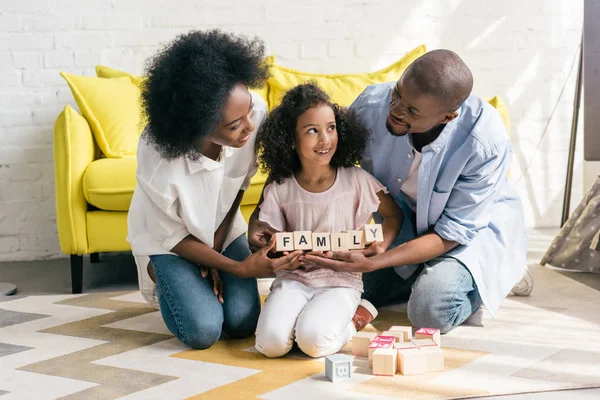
239, 237, 302, 278
201, 266, 224, 304
302, 251, 375, 273
360, 241, 385, 257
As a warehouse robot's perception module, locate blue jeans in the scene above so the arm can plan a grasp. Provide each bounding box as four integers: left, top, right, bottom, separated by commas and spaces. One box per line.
362, 256, 482, 334
149, 234, 261, 349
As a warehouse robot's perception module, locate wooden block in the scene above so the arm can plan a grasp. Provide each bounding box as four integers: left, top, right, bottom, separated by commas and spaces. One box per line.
415, 327, 441, 347
312, 232, 331, 251
397, 347, 426, 375
372, 335, 396, 344
411, 338, 437, 349
351, 331, 378, 357
325, 354, 352, 382
364, 224, 384, 244
388, 325, 412, 342
382, 330, 405, 343
347, 230, 365, 249
368, 341, 393, 367
293, 231, 312, 250
275, 232, 294, 252
330, 232, 349, 251
372, 348, 397, 376
419, 346, 444, 372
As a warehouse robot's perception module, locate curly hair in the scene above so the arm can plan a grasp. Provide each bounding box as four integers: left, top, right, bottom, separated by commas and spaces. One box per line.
140, 29, 269, 160
256, 83, 369, 184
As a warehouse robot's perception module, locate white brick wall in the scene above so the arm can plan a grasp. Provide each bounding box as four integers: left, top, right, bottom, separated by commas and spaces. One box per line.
0, 0, 584, 261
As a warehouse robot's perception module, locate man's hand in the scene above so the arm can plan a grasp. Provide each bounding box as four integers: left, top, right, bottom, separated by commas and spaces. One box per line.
200, 266, 223, 304
302, 251, 375, 273
248, 219, 278, 252
238, 237, 302, 278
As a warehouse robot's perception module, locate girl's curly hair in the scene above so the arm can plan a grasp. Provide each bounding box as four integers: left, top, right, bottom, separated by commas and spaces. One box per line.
141, 29, 269, 160
256, 83, 369, 184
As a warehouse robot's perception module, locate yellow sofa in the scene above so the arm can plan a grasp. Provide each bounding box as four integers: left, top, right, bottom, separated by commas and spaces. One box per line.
54, 45, 509, 293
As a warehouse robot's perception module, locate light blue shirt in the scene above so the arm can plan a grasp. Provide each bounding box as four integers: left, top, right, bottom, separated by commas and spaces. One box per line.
350, 82, 527, 316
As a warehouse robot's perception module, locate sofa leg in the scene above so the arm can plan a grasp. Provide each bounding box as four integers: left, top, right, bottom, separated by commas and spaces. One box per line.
70, 255, 83, 294
90, 253, 100, 263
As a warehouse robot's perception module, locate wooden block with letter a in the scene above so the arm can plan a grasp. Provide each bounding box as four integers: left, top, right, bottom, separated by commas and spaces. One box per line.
293, 231, 312, 250
364, 224, 384, 244
275, 232, 294, 252
312, 232, 331, 251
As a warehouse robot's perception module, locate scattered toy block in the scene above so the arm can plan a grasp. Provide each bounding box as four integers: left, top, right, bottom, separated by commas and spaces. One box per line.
396, 343, 426, 375
330, 232, 349, 251
275, 232, 294, 252
351, 331, 378, 357
293, 231, 313, 250
347, 230, 366, 249
388, 325, 412, 342
368, 341, 394, 367
312, 232, 331, 251
415, 327, 441, 346
419, 346, 444, 372
373, 348, 397, 376
325, 354, 353, 382
372, 335, 396, 344
382, 330, 405, 343
364, 224, 384, 244
411, 338, 437, 348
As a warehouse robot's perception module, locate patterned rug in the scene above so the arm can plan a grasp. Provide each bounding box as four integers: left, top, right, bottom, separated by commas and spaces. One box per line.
1, 264, 600, 400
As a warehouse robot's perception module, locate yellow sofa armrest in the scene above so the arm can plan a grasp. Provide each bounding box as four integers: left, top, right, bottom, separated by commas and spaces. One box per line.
54, 105, 96, 255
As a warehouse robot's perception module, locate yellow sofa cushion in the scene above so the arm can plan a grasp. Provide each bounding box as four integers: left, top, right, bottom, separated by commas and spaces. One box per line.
83, 158, 137, 211
61, 72, 143, 158
266, 44, 426, 110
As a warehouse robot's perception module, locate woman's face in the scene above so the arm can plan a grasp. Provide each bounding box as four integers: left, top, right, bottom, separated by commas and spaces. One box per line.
211, 83, 256, 148
294, 104, 338, 169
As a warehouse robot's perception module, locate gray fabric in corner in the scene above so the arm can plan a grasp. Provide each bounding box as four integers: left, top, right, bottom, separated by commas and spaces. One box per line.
542, 177, 600, 272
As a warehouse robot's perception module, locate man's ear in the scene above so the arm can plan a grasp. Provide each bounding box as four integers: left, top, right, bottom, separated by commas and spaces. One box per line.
441, 111, 459, 124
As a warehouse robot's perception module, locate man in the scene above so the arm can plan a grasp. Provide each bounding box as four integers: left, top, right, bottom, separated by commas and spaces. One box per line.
250, 50, 529, 334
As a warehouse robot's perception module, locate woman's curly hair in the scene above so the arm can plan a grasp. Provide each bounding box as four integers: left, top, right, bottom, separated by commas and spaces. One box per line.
256, 82, 369, 184
141, 29, 269, 160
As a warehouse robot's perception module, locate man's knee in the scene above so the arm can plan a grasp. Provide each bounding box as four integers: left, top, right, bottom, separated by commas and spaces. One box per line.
407, 296, 454, 334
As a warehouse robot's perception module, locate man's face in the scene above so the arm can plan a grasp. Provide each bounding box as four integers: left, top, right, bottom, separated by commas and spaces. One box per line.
386, 75, 448, 137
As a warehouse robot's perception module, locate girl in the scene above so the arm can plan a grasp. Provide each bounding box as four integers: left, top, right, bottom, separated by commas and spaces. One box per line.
127, 30, 300, 350
253, 83, 403, 358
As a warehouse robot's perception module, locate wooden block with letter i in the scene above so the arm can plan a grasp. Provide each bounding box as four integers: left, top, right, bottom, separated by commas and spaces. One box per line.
347, 230, 366, 249
364, 224, 384, 244
330, 232, 349, 251
312, 232, 331, 251
293, 231, 312, 250
275, 232, 294, 252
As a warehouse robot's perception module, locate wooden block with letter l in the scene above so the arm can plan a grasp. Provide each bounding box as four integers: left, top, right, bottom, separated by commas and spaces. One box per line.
346, 230, 366, 249
275, 232, 294, 252
293, 231, 312, 250
330, 232, 349, 251
312, 232, 331, 251
364, 224, 384, 244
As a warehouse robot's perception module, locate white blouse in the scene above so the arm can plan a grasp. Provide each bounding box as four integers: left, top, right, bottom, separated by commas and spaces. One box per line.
127, 93, 267, 307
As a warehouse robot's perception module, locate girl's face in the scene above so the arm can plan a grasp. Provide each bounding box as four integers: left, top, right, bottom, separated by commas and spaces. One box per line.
211, 83, 255, 148
294, 104, 338, 168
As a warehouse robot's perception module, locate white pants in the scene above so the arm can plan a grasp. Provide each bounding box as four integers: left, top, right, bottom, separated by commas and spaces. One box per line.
255, 280, 361, 358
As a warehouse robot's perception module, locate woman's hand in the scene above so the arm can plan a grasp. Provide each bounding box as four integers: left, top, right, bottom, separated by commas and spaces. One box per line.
248, 219, 278, 253
302, 251, 375, 273
201, 266, 223, 304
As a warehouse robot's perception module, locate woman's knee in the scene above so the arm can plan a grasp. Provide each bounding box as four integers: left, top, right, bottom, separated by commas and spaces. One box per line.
180, 319, 223, 350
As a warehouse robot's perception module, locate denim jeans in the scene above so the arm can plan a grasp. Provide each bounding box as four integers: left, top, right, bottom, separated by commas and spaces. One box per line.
149, 234, 261, 349
362, 256, 482, 334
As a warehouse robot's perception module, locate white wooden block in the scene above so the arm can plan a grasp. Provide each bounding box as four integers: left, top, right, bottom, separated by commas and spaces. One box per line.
397, 344, 426, 375
275, 232, 294, 252
411, 338, 437, 349
330, 232, 349, 251
415, 327, 441, 346
325, 354, 352, 382
351, 331, 378, 357
364, 223, 384, 244
388, 325, 412, 342
372, 348, 397, 376
368, 341, 393, 367
293, 231, 312, 250
382, 330, 404, 343
419, 346, 444, 372
312, 232, 331, 251
347, 230, 365, 249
